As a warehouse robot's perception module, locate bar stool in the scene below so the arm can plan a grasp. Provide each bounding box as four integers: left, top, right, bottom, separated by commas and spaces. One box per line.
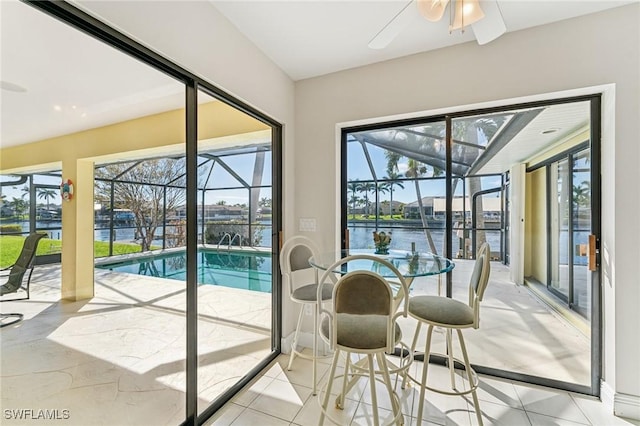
317, 254, 410, 426
280, 236, 332, 395
405, 243, 491, 425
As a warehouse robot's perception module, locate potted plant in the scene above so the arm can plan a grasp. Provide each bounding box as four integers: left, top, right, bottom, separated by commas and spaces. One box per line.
373, 231, 392, 254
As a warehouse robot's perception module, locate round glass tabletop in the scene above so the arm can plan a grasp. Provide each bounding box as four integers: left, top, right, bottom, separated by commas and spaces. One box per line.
309, 249, 455, 278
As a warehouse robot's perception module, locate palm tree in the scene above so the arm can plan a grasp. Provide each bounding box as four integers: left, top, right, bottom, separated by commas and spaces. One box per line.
384, 170, 404, 217
358, 181, 375, 216
573, 181, 590, 226
377, 182, 390, 218
383, 150, 405, 218
10, 197, 28, 219
347, 181, 362, 219
37, 188, 57, 212
406, 158, 438, 254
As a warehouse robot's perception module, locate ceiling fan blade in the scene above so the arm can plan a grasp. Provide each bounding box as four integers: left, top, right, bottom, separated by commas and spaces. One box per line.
368, 0, 418, 50
472, 0, 506, 45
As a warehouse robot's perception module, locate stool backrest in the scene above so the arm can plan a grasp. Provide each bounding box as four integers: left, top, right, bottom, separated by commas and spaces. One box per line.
318, 254, 409, 353
280, 236, 321, 296
335, 271, 391, 316
469, 242, 491, 328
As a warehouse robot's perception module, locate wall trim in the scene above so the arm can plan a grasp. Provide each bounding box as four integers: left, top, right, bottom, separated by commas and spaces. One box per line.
281, 330, 330, 355
614, 391, 640, 420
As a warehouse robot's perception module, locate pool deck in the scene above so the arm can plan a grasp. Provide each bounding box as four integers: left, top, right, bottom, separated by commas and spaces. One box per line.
0, 264, 272, 425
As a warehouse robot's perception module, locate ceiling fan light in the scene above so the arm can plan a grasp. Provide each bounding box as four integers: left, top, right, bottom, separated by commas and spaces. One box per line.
449, 0, 485, 31
417, 0, 450, 22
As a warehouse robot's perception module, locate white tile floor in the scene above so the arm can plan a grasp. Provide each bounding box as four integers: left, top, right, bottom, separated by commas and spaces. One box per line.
206, 352, 640, 426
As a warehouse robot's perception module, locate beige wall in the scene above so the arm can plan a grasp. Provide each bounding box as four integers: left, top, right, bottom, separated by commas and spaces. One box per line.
295, 4, 640, 412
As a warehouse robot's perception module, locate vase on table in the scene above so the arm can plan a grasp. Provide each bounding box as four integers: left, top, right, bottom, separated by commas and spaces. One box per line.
373, 231, 391, 254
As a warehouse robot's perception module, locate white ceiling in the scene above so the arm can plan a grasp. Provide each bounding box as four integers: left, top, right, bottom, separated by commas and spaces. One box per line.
210, 0, 635, 81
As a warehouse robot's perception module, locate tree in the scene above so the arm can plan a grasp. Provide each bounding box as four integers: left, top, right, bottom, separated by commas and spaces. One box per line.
377, 182, 390, 218
383, 150, 405, 217
406, 158, 438, 254
259, 197, 272, 208
347, 181, 362, 219
358, 182, 375, 216
37, 188, 57, 211
95, 158, 187, 251
10, 197, 28, 219
384, 170, 404, 217
573, 181, 590, 226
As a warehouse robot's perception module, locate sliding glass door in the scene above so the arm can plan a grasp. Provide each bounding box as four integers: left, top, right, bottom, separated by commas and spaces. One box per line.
549, 147, 592, 317
342, 97, 601, 395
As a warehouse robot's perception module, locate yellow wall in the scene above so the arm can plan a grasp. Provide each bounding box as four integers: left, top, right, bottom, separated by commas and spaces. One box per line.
0, 101, 269, 301
525, 167, 548, 282
524, 128, 590, 283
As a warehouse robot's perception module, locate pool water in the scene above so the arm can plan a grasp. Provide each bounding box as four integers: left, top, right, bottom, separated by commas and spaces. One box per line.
96, 250, 272, 293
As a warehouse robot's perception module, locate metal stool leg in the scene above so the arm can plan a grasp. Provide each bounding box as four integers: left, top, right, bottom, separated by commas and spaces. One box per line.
287, 304, 305, 371
319, 349, 341, 426
457, 329, 483, 426
415, 323, 435, 425
367, 353, 380, 426
402, 321, 422, 389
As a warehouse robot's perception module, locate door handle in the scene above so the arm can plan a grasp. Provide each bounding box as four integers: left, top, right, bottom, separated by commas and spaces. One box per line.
588, 234, 597, 271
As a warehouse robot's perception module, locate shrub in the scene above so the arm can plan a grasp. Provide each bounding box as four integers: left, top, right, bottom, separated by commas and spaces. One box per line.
0, 225, 23, 235
204, 221, 264, 247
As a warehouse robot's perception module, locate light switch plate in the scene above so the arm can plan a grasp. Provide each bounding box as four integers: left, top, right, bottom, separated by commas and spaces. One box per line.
299, 218, 316, 232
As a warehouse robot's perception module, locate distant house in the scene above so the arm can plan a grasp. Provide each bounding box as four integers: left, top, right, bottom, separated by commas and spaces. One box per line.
404, 196, 502, 219
174, 204, 247, 221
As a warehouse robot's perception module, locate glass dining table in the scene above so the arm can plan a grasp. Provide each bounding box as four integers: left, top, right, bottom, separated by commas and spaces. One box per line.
309, 248, 455, 290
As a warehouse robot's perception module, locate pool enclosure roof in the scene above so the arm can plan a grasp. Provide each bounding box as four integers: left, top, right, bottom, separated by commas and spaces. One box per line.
347, 101, 590, 179
94, 142, 272, 192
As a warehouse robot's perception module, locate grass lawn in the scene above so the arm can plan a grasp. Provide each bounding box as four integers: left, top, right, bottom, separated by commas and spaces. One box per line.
0, 235, 147, 268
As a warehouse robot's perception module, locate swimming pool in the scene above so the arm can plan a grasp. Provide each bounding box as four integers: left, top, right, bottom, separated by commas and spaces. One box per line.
96, 249, 272, 293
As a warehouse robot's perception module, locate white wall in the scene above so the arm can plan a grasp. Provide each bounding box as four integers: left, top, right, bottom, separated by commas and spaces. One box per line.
295, 3, 639, 414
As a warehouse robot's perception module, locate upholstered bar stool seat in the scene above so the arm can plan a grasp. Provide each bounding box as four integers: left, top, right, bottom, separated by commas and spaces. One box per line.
405, 243, 491, 426
408, 296, 474, 326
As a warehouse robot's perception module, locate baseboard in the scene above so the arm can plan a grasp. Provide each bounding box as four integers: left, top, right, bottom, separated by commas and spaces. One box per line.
614, 391, 640, 420
281, 330, 329, 355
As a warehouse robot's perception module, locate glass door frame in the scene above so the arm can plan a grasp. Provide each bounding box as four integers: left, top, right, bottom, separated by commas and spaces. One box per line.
22, 2, 284, 425
544, 142, 592, 314
340, 95, 602, 396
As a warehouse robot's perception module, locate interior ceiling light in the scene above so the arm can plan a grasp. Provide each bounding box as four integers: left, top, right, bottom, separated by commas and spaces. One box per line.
418, 0, 484, 32
369, 0, 506, 49
1, 80, 27, 93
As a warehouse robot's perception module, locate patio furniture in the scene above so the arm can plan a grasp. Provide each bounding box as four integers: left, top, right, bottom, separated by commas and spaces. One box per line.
1, 232, 46, 328
317, 254, 409, 426
279, 235, 333, 395
404, 242, 491, 425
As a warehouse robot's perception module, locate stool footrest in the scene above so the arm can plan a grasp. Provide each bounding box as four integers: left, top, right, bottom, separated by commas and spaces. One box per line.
407, 351, 479, 396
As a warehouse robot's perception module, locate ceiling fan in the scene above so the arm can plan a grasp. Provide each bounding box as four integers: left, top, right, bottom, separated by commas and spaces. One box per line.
368, 0, 506, 49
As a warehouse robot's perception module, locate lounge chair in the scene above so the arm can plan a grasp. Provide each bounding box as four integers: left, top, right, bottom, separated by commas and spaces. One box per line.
1, 232, 46, 327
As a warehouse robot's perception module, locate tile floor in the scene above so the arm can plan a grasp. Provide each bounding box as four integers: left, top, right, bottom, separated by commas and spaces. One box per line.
206, 352, 640, 426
